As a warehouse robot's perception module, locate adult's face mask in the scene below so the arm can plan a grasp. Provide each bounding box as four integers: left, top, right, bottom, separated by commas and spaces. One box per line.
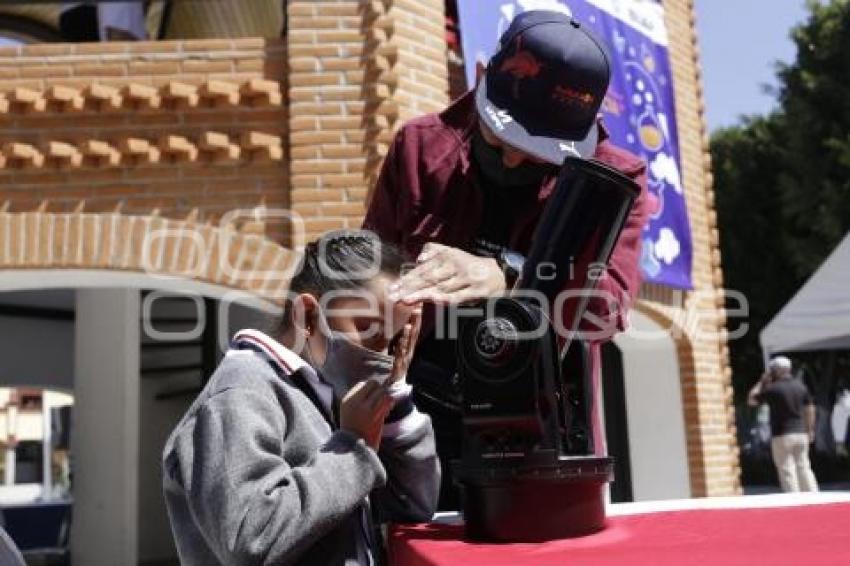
471, 129, 556, 190
308, 328, 394, 401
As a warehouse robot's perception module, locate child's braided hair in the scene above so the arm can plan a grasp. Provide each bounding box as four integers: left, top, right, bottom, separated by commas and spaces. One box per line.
276, 229, 407, 333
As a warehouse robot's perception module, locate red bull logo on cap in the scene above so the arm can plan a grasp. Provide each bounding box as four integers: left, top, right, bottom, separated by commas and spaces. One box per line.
552, 84, 595, 108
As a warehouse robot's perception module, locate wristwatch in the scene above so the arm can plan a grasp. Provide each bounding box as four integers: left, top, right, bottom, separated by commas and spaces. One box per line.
497, 249, 526, 289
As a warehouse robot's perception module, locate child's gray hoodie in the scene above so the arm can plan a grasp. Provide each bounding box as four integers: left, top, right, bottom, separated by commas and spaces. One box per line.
162, 330, 440, 565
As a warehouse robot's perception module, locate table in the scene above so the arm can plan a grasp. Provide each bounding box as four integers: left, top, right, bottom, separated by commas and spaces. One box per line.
389, 493, 850, 566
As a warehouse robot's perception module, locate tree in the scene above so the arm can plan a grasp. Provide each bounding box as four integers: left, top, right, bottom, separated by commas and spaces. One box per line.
711, 0, 850, 405
713, 115, 797, 400
776, 0, 850, 279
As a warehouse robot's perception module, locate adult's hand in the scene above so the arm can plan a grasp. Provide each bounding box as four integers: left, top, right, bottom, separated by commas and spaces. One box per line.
339, 380, 393, 450
388, 243, 506, 306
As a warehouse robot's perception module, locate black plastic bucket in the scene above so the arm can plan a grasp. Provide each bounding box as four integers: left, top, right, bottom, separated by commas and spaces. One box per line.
458, 456, 614, 542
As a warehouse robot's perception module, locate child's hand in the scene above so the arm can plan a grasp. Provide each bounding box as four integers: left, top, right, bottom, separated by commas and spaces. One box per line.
340, 380, 393, 450
388, 307, 422, 386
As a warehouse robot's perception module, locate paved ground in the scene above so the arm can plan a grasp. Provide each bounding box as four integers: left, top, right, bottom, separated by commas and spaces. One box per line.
744, 482, 850, 495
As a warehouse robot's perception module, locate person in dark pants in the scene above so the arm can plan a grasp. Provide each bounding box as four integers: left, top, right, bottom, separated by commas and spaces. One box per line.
363, 10, 651, 509
748, 356, 818, 492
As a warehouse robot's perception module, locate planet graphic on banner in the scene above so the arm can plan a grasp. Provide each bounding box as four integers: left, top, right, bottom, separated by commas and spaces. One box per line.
638, 110, 664, 151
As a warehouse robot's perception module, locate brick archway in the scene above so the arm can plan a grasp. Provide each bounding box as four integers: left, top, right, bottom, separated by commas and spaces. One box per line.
0, 208, 297, 302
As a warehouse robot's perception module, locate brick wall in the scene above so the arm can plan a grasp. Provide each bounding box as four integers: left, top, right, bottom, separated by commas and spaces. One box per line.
0, 0, 739, 496
0, 38, 289, 242
0, 207, 294, 300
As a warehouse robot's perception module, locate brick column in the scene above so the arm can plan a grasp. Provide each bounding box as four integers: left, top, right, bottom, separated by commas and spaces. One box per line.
286, 1, 371, 241
364, 0, 448, 190
663, 0, 741, 496
286, 0, 448, 236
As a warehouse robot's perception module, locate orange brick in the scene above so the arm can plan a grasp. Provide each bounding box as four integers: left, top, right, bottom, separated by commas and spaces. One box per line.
315, 30, 362, 44
182, 60, 234, 74
316, 88, 361, 102
290, 161, 344, 175
288, 45, 339, 58
322, 59, 361, 72
321, 174, 364, 188
205, 74, 257, 87
22, 44, 74, 56
128, 61, 182, 76
291, 146, 321, 160
183, 39, 234, 52
236, 59, 264, 72
318, 116, 360, 129
289, 17, 345, 30
290, 189, 343, 203
291, 203, 321, 216
315, 3, 360, 17
74, 63, 127, 77
289, 73, 342, 87
290, 174, 320, 189
74, 42, 131, 54
321, 145, 363, 159
290, 131, 343, 145
321, 202, 365, 216
128, 40, 182, 53
290, 116, 319, 131
288, 102, 343, 116
347, 187, 369, 201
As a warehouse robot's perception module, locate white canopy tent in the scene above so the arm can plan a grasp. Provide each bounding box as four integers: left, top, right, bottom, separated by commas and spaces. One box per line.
760, 232, 850, 359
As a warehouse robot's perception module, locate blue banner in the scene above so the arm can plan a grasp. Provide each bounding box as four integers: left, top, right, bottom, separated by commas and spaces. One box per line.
458, 0, 693, 289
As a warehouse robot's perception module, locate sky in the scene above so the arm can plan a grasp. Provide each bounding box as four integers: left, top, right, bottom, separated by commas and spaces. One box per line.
694, 0, 809, 132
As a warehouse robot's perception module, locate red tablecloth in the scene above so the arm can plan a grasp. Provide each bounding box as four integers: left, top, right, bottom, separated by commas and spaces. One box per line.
389, 502, 850, 566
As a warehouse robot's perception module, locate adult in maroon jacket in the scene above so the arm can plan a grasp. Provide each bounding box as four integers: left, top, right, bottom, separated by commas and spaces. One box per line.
363, 11, 651, 508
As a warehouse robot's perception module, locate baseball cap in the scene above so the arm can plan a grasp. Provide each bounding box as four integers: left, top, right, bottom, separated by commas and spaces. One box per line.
769, 356, 792, 371
475, 10, 611, 164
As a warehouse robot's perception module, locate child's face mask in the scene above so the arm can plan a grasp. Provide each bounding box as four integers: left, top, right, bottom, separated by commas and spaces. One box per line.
308, 328, 394, 401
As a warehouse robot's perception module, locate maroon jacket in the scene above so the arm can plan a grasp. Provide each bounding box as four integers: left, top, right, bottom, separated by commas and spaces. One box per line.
363, 91, 651, 452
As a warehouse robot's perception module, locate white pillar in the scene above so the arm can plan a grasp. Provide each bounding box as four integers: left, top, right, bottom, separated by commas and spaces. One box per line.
72, 289, 139, 566
4, 445, 15, 486
5, 403, 17, 486
614, 311, 691, 501
42, 398, 52, 498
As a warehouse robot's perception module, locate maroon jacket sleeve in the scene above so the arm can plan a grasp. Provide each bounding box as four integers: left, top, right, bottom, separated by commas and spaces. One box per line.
363, 127, 415, 248
575, 155, 651, 341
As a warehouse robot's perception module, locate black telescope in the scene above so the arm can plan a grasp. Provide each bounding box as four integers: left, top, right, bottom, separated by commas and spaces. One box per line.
453, 157, 639, 542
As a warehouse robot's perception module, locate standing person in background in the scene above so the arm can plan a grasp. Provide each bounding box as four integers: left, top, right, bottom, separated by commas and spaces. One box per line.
748, 356, 819, 492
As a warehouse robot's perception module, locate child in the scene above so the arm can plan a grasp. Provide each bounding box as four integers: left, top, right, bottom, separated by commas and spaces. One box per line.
162, 231, 440, 565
